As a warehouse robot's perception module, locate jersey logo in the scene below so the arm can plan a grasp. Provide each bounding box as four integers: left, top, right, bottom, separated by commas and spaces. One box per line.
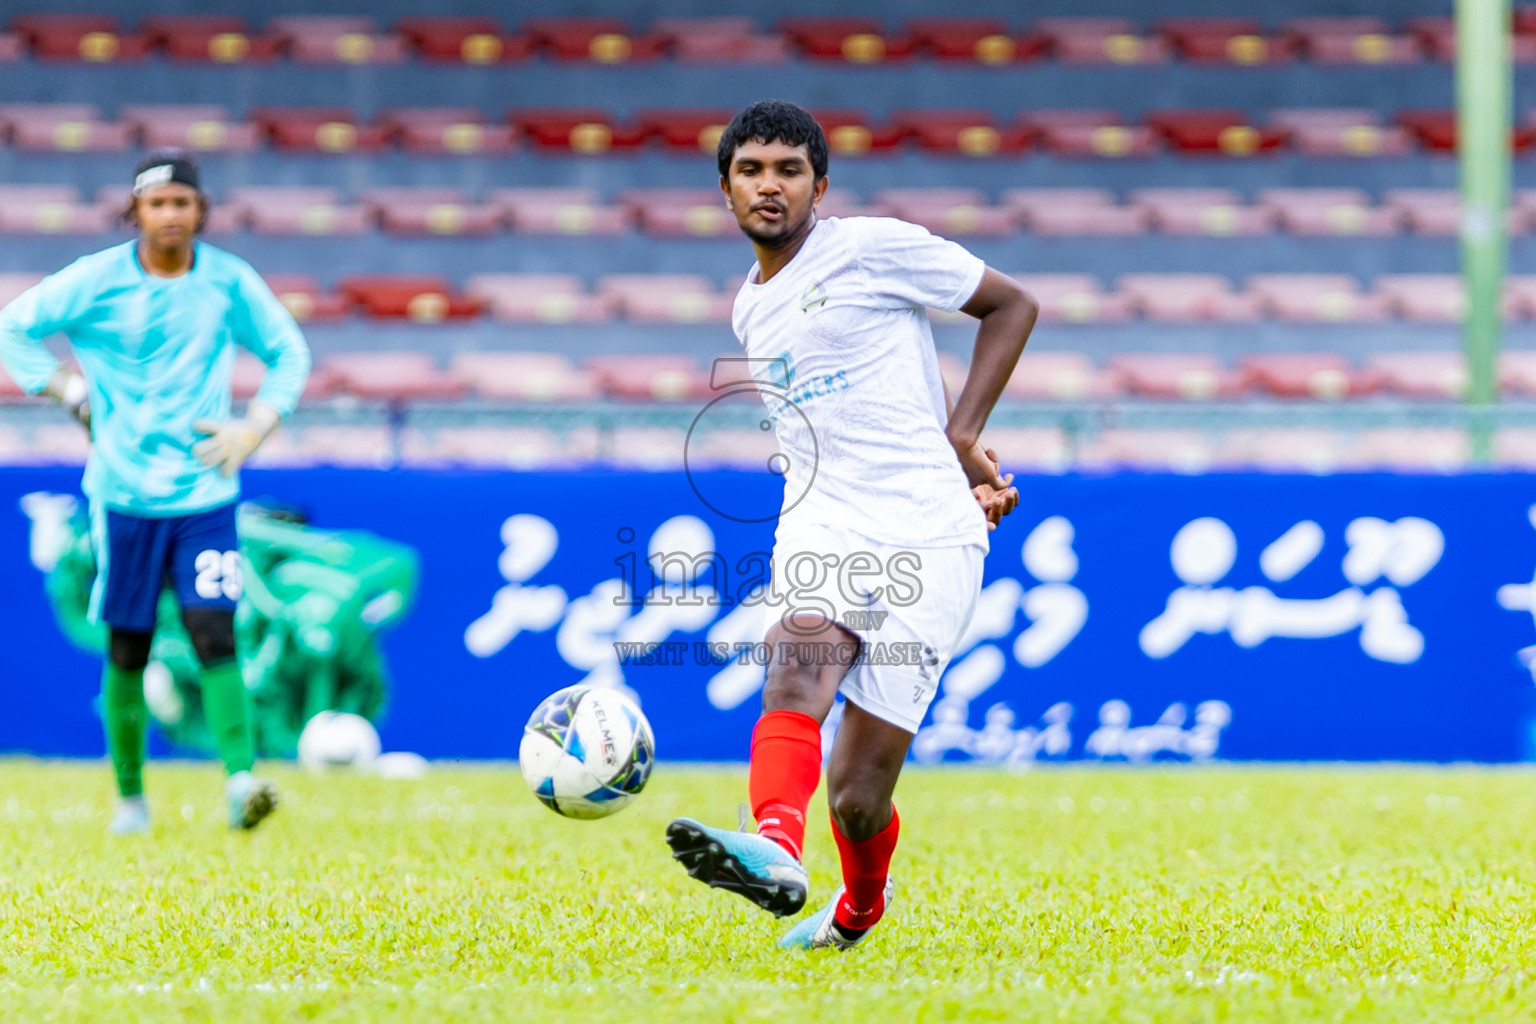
760, 350, 796, 391
799, 281, 828, 312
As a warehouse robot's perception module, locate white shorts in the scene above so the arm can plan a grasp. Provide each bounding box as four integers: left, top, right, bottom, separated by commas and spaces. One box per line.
757, 522, 985, 733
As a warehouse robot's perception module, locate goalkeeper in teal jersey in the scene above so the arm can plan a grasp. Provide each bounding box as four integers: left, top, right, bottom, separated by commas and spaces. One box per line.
0, 151, 311, 834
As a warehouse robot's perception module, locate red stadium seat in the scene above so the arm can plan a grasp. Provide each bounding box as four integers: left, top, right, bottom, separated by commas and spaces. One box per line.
0, 273, 45, 313
1115, 274, 1261, 322
1011, 274, 1132, 324
1246, 274, 1389, 322
1365, 352, 1467, 400
492, 188, 632, 236
659, 19, 790, 63
359, 188, 504, 237
1019, 111, 1159, 158
380, 108, 515, 154
1006, 189, 1149, 235
268, 17, 407, 64
1038, 18, 1170, 64
1144, 109, 1289, 156
232, 350, 337, 399
1003, 351, 1118, 400
636, 108, 736, 152
0, 198, 112, 234
337, 276, 483, 322
12, 14, 149, 62
241, 185, 370, 237
1373, 275, 1469, 323
584, 355, 713, 401
1285, 17, 1422, 64
872, 188, 1017, 237
250, 107, 389, 153
395, 17, 531, 64
1503, 274, 1536, 319
510, 108, 645, 153
595, 275, 733, 325
779, 18, 915, 62
119, 104, 261, 152
325, 352, 470, 401
523, 18, 667, 62
140, 16, 283, 63
1408, 16, 1536, 62
815, 188, 880, 218
0, 185, 80, 204
808, 109, 904, 155
1381, 189, 1466, 237
890, 109, 1029, 156
1131, 188, 1276, 236
905, 18, 1047, 64
260, 274, 351, 323
1257, 188, 1404, 236
0, 104, 130, 152
1398, 108, 1536, 153
620, 188, 736, 238
1107, 354, 1247, 401
1501, 350, 1536, 396
1240, 353, 1366, 400
1157, 18, 1296, 64
1269, 108, 1413, 157
1003, 187, 1110, 213
450, 352, 602, 400
464, 274, 614, 324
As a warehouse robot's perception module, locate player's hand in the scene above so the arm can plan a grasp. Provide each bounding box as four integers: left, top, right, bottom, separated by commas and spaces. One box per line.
954, 440, 1018, 530
44, 368, 90, 432
193, 401, 280, 477
972, 480, 1019, 531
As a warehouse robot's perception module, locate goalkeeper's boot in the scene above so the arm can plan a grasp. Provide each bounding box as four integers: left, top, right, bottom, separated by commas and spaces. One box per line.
779, 879, 895, 951
226, 771, 279, 831
666, 816, 808, 917
107, 796, 150, 836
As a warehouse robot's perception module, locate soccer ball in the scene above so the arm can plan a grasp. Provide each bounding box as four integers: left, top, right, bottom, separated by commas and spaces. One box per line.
519, 685, 655, 819
297, 711, 381, 773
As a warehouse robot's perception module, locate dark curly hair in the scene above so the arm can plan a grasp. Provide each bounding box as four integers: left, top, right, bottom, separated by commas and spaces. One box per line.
121, 149, 208, 234
717, 100, 828, 181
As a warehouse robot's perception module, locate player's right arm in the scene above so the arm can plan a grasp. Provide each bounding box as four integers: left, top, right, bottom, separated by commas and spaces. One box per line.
0, 261, 99, 427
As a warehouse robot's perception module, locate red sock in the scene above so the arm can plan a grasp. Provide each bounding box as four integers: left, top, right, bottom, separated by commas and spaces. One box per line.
832, 805, 900, 933
748, 710, 822, 860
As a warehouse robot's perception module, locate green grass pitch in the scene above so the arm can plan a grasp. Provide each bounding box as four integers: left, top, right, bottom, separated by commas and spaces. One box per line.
4, 759, 1536, 1023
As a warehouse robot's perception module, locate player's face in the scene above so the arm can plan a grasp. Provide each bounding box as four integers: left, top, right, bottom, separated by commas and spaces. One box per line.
135, 183, 201, 249
721, 139, 827, 246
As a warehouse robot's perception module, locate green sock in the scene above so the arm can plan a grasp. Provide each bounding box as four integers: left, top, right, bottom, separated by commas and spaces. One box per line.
201, 660, 255, 775
103, 665, 148, 798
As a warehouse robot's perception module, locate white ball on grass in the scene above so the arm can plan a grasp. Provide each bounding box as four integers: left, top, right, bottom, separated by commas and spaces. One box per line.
297, 711, 381, 774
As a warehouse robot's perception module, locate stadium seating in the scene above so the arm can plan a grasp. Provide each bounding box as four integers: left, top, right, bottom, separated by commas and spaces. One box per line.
465, 274, 614, 324
325, 351, 469, 401
337, 276, 482, 321
450, 352, 602, 400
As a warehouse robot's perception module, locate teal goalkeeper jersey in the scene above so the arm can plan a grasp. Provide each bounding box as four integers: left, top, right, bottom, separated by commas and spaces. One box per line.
0, 240, 311, 515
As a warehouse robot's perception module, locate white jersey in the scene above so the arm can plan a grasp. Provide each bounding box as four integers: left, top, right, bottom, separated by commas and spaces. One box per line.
731, 215, 989, 550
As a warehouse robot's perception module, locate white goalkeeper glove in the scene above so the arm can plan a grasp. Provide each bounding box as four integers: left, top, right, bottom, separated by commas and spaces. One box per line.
193, 401, 281, 477
44, 368, 90, 430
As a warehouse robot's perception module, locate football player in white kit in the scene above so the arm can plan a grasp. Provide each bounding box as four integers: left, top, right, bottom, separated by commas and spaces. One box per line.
667, 101, 1039, 950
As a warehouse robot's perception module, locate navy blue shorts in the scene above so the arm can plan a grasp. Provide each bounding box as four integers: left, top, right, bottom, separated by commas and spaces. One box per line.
90, 502, 241, 633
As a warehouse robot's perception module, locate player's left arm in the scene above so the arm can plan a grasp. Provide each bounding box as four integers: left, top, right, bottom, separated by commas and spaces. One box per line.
194, 262, 314, 477
948, 268, 1039, 527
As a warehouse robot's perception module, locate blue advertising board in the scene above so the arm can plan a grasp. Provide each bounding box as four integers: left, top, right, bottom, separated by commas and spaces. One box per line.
5, 466, 1536, 763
